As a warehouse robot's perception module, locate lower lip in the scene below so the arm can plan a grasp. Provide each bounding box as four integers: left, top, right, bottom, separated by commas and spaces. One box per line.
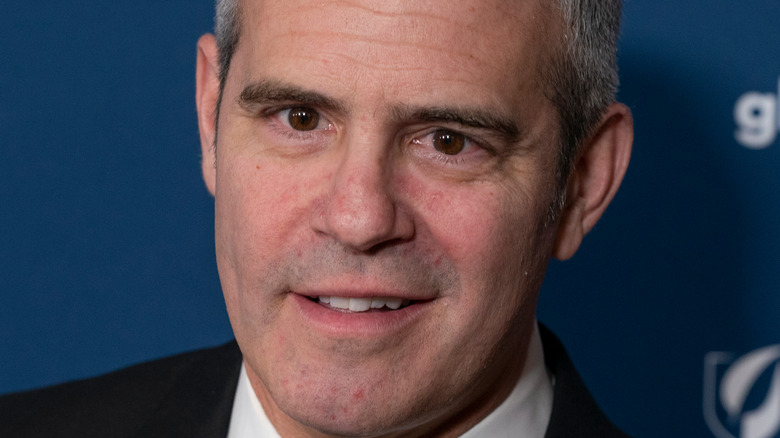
290, 293, 433, 338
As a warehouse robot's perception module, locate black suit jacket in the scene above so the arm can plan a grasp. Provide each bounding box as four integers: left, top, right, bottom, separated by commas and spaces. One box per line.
0, 326, 628, 437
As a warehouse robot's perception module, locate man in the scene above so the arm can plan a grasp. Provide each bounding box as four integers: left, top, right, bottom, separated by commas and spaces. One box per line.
0, 0, 632, 436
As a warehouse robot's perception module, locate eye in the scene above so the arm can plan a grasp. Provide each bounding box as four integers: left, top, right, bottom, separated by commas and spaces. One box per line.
432, 130, 466, 155
285, 107, 320, 131
409, 128, 495, 171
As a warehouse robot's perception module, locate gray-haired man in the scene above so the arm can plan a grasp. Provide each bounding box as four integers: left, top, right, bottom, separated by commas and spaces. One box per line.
1, 0, 632, 436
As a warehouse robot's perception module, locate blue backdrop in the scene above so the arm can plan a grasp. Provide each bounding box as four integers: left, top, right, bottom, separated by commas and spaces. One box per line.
2, 2, 778, 437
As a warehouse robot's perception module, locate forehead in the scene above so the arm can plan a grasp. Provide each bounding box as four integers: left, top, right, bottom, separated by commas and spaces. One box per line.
234, 0, 561, 115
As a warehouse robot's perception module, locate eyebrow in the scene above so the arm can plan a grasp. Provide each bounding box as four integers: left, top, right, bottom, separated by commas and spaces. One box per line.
237, 80, 347, 114
391, 105, 521, 143
237, 80, 521, 143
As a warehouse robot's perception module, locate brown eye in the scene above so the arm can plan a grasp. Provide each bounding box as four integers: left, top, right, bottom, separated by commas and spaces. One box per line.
288, 108, 319, 131
432, 130, 465, 155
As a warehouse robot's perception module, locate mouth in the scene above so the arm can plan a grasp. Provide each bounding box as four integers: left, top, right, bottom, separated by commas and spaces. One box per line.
309, 296, 415, 312
293, 293, 433, 337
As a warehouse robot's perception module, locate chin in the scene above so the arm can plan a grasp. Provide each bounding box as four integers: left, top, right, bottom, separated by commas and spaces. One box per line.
266, 369, 446, 438
283, 398, 423, 438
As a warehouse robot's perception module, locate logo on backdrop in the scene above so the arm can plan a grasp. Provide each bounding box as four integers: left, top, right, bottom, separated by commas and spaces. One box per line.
734, 77, 780, 149
704, 345, 780, 438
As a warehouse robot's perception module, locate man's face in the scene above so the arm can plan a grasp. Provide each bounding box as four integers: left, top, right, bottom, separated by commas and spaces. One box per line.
204, 0, 564, 435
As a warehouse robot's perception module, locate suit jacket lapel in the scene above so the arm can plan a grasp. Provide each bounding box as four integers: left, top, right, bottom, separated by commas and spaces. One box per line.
540, 325, 628, 438
135, 341, 242, 438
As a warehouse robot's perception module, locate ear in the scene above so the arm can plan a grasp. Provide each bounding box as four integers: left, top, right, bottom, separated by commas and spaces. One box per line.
196, 34, 220, 197
553, 103, 633, 260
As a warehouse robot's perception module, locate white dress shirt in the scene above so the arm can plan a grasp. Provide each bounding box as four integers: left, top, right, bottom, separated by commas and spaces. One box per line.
227, 322, 552, 438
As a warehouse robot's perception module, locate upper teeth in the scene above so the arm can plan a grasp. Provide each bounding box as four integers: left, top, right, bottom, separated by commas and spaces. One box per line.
319, 296, 405, 312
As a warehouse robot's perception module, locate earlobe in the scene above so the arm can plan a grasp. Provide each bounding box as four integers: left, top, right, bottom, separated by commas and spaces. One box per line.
196, 34, 220, 197
553, 103, 633, 260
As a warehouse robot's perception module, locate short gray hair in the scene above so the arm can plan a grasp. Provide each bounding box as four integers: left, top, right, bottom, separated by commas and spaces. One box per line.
212, 0, 241, 132
548, 0, 623, 203
212, 0, 623, 196
214, 0, 241, 88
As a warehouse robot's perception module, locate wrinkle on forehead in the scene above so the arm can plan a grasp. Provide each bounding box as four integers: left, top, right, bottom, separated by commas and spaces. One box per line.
245, 0, 554, 77
233, 0, 564, 133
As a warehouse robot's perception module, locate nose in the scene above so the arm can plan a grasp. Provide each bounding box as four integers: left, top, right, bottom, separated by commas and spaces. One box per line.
310, 144, 414, 252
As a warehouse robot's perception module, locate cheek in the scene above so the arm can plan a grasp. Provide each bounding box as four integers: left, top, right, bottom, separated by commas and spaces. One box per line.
400, 170, 554, 317
216, 164, 287, 265
411, 180, 539, 270
215, 157, 320, 261
213, 154, 327, 324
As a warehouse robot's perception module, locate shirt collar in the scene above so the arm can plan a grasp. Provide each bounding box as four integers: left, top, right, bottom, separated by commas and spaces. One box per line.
459, 321, 553, 438
227, 362, 281, 438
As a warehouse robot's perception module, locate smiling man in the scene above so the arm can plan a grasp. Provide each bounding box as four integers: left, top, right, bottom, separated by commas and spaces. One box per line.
1, 0, 632, 437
